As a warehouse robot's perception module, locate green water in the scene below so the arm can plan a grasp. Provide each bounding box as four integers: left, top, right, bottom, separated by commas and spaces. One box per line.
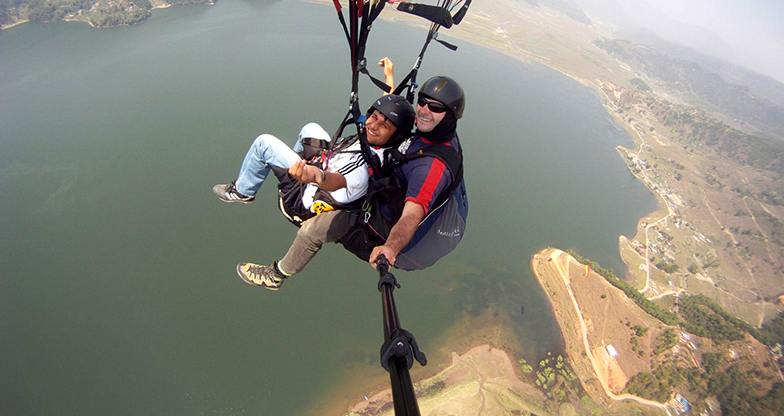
0, 1, 657, 414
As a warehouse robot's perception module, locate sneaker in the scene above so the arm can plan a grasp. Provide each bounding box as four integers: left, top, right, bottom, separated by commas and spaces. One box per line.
236, 262, 286, 290
213, 182, 255, 204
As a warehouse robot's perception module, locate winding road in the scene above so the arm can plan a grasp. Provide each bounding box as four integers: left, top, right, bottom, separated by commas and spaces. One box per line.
540, 249, 673, 415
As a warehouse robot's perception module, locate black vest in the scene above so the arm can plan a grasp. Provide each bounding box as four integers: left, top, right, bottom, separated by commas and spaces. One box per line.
340, 135, 468, 270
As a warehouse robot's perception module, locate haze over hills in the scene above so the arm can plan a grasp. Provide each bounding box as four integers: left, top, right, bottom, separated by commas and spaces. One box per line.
522, 0, 784, 141
621, 29, 784, 110
595, 38, 784, 141
572, 0, 784, 85
573, 0, 730, 59
515, 0, 591, 25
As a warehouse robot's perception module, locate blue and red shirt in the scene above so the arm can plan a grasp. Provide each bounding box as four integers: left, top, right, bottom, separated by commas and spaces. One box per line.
384, 133, 460, 218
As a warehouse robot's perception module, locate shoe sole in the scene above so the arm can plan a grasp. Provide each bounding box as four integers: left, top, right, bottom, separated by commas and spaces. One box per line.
213, 185, 254, 204
218, 198, 254, 204
236, 263, 281, 291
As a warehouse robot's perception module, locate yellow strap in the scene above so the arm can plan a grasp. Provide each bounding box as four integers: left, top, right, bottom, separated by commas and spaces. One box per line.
312, 201, 335, 215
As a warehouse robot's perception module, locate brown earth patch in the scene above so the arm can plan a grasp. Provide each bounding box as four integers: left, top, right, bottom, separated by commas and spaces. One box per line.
592, 346, 628, 393
344, 345, 547, 416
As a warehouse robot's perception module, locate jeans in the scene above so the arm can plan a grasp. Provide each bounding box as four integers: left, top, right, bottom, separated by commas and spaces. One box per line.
234, 134, 304, 197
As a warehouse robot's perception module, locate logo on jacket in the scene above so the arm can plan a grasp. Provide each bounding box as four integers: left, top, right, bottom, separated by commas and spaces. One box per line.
398, 138, 412, 154
437, 228, 461, 237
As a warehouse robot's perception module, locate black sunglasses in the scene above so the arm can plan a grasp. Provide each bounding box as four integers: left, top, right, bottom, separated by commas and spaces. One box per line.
417, 96, 448, 113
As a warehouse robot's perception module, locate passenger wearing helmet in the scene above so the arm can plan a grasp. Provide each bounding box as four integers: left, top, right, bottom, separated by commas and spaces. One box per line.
281, 94, 417, 223
214, 57, 401, 210
213, 94, 414, 212
214, 94, 415, 290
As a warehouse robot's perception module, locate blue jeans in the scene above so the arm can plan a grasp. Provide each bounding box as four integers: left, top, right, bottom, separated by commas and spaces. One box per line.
234, 134, 303, 196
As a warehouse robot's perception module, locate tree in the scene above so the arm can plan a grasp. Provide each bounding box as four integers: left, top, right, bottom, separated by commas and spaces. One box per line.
759, 311, 784, 346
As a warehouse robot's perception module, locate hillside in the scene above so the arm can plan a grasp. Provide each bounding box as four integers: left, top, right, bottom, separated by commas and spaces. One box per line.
595, 38, 784, 141
0, 0, 214, 29
620, 29, 784, 109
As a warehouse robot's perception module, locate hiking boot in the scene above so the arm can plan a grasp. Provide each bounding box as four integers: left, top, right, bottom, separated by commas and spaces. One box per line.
213, 182, 255, 204
236, 262, 286, 290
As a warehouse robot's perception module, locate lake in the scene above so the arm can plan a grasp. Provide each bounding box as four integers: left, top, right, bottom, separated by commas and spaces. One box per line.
0, 1, 657, 414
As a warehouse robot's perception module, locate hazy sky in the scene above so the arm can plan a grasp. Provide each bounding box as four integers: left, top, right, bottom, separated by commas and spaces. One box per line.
646, 0, 784, 83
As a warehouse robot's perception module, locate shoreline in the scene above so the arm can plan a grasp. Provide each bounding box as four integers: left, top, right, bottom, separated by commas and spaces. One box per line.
1, 2, 187, 31
341, 344, 548, 416
337, 247, 676, 415
1, 19, 29, 30
320, 295, 553, 415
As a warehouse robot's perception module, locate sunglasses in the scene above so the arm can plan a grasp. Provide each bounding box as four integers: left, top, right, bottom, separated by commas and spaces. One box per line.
417, 96, 448, 113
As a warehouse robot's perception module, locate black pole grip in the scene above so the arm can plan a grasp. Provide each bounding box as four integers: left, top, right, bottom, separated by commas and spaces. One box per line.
376, 253, 422, 415
377, 254, 390, 275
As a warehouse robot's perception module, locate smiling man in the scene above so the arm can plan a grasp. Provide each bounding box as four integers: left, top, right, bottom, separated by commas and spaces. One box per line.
367, 75, 465, 268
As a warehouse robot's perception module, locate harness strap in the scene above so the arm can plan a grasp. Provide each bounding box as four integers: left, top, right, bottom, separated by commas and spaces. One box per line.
390, 0, 472, 101
329, 0, 472, 183
452, 0, 471, 24
332, 0, 350, 42
360, 66, 394, 93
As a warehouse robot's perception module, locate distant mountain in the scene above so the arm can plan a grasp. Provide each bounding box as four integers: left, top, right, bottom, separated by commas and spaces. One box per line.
571, 0, 766, 79
595, 38, 784, 141
622, 30, 784, 109
516, 0, 591, 25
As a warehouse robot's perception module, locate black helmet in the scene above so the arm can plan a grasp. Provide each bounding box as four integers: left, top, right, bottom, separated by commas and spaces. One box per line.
368, 94, 416, 144
419, 76, 465, 119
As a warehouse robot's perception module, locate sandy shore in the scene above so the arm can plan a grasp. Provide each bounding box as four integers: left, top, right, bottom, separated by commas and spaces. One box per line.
339, 247, 672, 415
1, 19, 29, 30
343, 344, 547, 416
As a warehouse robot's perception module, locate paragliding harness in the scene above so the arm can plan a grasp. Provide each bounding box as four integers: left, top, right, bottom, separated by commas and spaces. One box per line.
339, 137, 467, 270
327, 1, 470, 415
273, 135, 365, 226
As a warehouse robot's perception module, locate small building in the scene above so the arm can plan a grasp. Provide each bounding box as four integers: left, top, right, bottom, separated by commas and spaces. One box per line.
771, 343, 783, 360
606, 345, 619, 357
673, 393, 691, 414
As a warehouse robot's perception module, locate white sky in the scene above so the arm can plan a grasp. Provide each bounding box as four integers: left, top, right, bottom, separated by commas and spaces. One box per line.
646, 0, 784, 82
